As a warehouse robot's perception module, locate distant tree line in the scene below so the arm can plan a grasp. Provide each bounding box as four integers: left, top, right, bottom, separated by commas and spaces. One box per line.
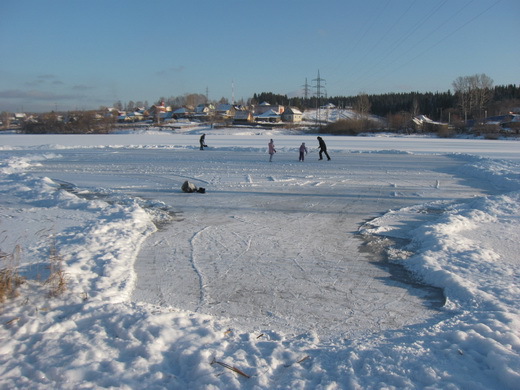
12, 74, 519, 135
112, 73, 518, 125
22, 111, 115, 134
253, 78, 519, 123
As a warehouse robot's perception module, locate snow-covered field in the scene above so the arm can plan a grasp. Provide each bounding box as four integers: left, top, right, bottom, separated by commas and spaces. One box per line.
0, 125, 519, 389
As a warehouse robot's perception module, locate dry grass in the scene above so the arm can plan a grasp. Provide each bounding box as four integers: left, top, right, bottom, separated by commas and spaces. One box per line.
0, 239, 68, 308
0, 245, 25, 303
44, 240, 67, 298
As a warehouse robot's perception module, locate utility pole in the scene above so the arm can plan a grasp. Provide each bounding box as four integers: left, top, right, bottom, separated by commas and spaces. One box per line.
302, 78, 310, 100
312, 70, 326, 127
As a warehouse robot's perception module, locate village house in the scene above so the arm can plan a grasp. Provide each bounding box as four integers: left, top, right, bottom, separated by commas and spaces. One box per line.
172, 107, 192, 119
254, 102, 285, 116
118, 111, 146, 122
193, 103, 215, 121
484, 113, 520, 134
321, 103, 336, 109
195, 103, 214, 115
233, 110, 254, 124
412, 115, 450, 133
256, 108, 281, 123
281, 107, 303, 122
215, 104, 236, 119
159, 111, 175, 121
148, 102, 169, 120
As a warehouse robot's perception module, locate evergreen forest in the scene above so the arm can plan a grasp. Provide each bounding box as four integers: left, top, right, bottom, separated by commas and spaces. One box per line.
252, 84, 520, 122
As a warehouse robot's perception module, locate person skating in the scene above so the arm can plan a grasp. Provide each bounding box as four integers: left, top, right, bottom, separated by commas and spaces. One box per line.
317, 136, 331, 160
299, 142, 308, 162
268, 139, 276, 162
199, 134, 207, 150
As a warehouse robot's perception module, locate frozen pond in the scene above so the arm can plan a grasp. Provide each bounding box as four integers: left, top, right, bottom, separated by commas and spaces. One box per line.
25, 146, 493, 339
3, 130, 519, 389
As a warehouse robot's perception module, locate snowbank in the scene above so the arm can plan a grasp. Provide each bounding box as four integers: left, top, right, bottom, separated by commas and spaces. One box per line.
359, 155, 520, 389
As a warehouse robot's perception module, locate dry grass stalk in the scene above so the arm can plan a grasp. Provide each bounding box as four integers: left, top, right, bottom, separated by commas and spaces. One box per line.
283, 355, 311, 368
211, 358, 251, 379
296, 355, 310, 364
45, 240, 67, 297
5, 317, 21, 326
0, 245, 25, 304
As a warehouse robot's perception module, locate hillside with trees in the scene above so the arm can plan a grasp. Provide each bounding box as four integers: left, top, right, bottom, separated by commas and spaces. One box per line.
253, 78, 519, 123
4, 73, 518, 136
252, 75, 519, 136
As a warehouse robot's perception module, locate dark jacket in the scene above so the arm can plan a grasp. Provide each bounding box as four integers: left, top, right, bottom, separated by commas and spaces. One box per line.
317, 137, 327, 150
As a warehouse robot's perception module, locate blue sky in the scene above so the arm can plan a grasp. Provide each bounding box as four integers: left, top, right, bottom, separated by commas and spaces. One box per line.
1, 0, 518, 112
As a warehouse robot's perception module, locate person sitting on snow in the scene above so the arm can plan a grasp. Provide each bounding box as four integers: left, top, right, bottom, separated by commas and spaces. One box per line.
182, 180, 205, 193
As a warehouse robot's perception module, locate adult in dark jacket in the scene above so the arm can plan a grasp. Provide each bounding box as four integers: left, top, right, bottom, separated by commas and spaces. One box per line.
200, 134, 207, 150
317, 136, 331, 160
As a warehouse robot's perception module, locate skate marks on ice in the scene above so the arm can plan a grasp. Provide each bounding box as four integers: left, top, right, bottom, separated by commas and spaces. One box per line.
135, 205, 442, 339
130, 152, 489, 339
26, 149, 489, 338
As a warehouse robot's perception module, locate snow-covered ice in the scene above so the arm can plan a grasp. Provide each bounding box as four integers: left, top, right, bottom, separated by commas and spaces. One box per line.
0, 126, 519, 389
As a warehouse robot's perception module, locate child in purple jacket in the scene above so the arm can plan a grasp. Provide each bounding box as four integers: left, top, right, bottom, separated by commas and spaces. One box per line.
299, 142, 308, 162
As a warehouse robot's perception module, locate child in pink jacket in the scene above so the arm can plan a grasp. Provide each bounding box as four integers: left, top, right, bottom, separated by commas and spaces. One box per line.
268, 139, 276, 162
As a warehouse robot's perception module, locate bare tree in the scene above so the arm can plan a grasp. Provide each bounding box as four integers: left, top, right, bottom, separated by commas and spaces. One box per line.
452, 76, 471, 120
1, 111, 11, 129
472, 74, 493, 117
452, 73, 493, 120
354, 93, 371, 131
354, 93, 371, 116
185, 93, 206, 108
113, 100, 123, 111
387, 111, 413, 133
411, 97, 420, 117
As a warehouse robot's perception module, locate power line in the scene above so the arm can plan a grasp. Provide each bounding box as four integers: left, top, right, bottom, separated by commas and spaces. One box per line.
354, 0, 451, 86
328, 0, 417, 93
361, 0, 503, 92
302, 78, 310, 99
346, 0, 393, 74
347, 0, 392, 61
312, 70, 327, 125
313, 70, 327, 100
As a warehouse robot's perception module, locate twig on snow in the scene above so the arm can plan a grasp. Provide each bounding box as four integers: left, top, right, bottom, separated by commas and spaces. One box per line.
5, 317, 20, 327
211, 358, 251, 379
297, 355, 310, 364
284, 355, 311, 368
